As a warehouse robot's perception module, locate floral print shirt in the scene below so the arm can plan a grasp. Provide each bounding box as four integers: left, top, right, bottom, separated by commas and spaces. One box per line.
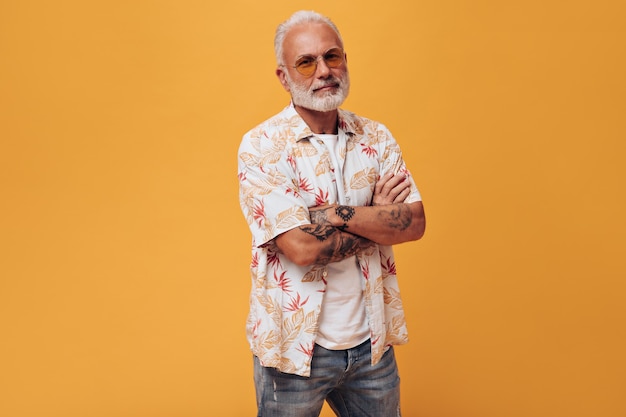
238, 103, 422, 377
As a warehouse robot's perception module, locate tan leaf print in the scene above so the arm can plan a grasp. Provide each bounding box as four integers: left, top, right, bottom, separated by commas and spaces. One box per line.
245, 130, 264, 152
370, 276, 384, 295
365, 130, 380, 145
284, 115, 304, 130
281, 309, 304, 350
269, 130, 288, 148
383, 287, 404, 310
239, 152, 261, 167
303, 310, 318, 334
275, 206, 308, 230
261, 222, 277, 245
258, 151, 283, 167
259, 330, 280, 352
293, 141, 319, 158
246, 169, 287, 196
302, 265, 326, 282
315, 152, 332, 176
266, 168, 288, 186
277, 357, 297, 374
386, 315, 408, 343
349, 168, 377, 190
258, 293, 281, 315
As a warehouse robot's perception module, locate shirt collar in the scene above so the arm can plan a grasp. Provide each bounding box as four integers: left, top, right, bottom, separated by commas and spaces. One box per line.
282, 102, 358, 142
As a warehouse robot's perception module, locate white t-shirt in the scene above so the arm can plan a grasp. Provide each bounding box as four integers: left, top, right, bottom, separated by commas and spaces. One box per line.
314, 134, 370, 350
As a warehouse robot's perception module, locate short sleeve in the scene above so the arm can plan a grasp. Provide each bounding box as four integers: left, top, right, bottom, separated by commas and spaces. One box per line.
376, 124, 422, 203
238, 131, 311, 247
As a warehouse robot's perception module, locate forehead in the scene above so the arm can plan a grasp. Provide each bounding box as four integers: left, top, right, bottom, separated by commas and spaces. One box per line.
283, 22, 342, 58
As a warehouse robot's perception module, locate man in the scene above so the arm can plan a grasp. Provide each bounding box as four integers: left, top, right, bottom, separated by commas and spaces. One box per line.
238, 10, 425, 417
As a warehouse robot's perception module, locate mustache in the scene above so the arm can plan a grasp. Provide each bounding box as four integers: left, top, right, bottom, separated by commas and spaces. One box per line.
311, 77, 341, 91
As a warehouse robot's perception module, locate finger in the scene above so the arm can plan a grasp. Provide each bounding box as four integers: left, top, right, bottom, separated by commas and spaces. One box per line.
386, 176, 409, 198
375, 174, 396, 198
393, 187, 411, 203
375, 172, 394, 193
374, 173, 385, 194
380, 174, 406, 195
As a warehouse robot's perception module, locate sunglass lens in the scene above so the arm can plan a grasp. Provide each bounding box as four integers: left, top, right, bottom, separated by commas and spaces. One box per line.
324, 49, 344, 67
295, 57, 316, 76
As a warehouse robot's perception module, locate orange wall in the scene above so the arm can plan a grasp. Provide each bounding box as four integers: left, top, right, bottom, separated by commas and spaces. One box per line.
1, 1, 625, 416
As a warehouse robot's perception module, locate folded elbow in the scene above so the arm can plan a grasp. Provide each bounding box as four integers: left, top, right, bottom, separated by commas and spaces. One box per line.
280, 242, 318, 266
413, 216, 426, 239
408, 202, 426, 241
275, 228, 330, 267
413, 222, 425, 240
289, 251, 317, 267
398, 223, 424, 244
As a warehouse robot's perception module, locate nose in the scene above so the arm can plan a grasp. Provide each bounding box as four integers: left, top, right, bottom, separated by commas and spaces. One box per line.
315, 56, 332, 77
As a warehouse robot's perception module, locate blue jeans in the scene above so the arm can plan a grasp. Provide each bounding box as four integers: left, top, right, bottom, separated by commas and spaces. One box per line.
254, 340, 401, 417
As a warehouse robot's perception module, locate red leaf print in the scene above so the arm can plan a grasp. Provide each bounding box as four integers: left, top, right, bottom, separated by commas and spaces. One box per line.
253, 200, 265, 227
361, 259, 370, 280
360, 143, 378, 158
267, 250, 281, 268
286, 175, 314, 198
284, 293, 310, 312
285, 179, 301, 198
287, 154, 296, 170
315, 188, 329, 206
382, 256, 397, 275
274, 270, 292, 293
297, 342, 315, 356
298, 176, 314, 194
252, 319, 261, 338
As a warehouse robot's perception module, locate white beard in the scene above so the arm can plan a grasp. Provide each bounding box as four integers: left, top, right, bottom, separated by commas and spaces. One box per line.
286, 71, 350, 112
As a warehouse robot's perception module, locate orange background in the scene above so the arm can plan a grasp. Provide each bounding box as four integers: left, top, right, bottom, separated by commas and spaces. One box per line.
1, 1, 625, 416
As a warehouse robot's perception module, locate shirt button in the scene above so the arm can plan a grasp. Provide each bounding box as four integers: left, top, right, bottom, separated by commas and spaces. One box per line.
345, 196, 350, 201
322, 270, 328, 277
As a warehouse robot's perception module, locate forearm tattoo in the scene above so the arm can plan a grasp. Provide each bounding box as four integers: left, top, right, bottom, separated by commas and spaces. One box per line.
309, 207, 332, 227
379, 204, 412, 230
300, 219, 373, 265
316, 232, 373, 265
301, 224, 337, 242
335, 206, 355, 222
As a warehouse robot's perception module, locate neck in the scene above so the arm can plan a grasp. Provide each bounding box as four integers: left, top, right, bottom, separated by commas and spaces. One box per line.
294, 105, 339, 134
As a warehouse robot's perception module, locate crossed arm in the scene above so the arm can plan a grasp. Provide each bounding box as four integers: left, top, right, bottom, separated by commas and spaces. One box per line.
273, 173, 426, 266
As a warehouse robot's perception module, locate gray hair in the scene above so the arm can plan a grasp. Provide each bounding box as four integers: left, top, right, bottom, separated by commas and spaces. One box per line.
274, 10, 343, 65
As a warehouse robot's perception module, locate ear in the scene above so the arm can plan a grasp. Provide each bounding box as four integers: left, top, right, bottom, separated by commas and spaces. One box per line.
276, 67, 290, 92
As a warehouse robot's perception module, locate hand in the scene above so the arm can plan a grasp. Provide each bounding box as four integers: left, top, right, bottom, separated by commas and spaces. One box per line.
372, 172, 411, 206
